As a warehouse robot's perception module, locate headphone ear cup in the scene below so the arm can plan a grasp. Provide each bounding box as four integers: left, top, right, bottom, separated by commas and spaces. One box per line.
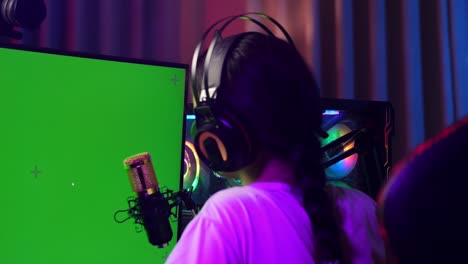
194, 130, 228, 170
194, 115, 254, 172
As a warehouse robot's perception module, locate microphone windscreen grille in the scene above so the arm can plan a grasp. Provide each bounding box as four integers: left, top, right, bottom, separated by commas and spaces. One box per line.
124, 152, 159, 193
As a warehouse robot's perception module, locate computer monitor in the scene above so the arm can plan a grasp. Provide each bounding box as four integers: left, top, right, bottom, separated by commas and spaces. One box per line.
0, 43, 187, 263
181, 99, 394, 217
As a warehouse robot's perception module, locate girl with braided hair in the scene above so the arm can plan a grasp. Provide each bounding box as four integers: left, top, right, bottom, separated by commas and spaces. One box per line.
167, 28, 385, 264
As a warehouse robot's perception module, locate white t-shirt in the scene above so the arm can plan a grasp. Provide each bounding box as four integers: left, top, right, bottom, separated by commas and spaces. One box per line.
166, 182, 385, 263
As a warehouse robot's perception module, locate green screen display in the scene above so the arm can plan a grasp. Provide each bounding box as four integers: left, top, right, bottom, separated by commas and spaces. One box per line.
0, 45, 187, 263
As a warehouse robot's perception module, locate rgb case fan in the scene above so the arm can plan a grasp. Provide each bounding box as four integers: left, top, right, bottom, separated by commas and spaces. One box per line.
320, 98, 394, 199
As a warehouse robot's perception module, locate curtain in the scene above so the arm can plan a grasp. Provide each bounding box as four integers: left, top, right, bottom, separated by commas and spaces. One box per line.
2, 0, 467, 164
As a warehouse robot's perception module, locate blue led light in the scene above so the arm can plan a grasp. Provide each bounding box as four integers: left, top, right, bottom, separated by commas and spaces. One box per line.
323, 110, 340, 116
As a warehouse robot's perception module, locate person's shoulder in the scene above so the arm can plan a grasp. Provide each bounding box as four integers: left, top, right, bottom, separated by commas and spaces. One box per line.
210, 185, 247, 199
206, 182, 283, 205
202, 186, 250, 210
194, 186, 254, 224
328, 185, 377, 210
328, 186, 386, 263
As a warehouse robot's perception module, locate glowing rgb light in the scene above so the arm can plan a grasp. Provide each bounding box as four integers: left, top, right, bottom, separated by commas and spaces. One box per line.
328, 180, 352, 189
321, 123, 358, 180
183, 141, 200, 191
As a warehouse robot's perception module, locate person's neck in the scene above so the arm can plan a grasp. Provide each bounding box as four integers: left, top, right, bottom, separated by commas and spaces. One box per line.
240, 158, 296, 186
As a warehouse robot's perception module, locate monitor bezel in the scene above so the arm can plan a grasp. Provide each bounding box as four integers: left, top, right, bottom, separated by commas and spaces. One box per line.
0, 42, 189, 71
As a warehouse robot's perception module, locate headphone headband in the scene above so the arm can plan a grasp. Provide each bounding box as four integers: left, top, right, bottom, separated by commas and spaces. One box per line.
191, 12, 296, 106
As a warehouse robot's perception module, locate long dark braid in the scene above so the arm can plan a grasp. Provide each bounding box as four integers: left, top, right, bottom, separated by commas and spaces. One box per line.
296, 136, 345, 263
